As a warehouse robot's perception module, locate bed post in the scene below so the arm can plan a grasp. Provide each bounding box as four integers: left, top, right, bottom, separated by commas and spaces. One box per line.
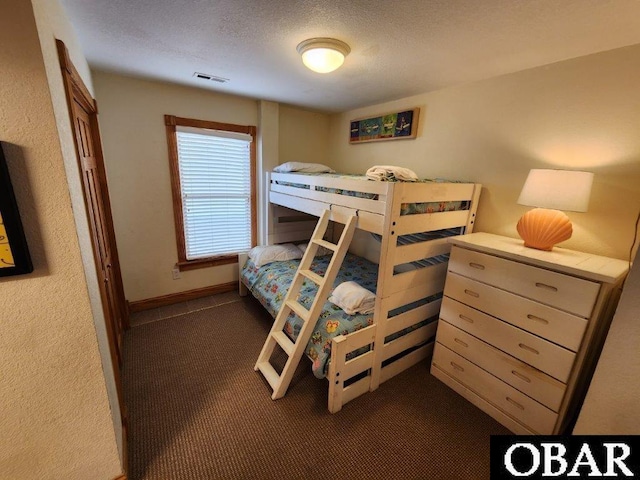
327, 335, 347, 413
265, 171, 275, 245
369, 182, 403, 391
465, 184, 482, 233
238, 252, 249, 296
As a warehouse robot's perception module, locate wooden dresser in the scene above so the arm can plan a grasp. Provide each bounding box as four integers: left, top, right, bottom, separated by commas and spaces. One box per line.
430, 232, 628, 434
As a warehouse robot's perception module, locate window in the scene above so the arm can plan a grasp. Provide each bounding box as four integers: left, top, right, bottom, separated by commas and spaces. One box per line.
165, 115, 256, 271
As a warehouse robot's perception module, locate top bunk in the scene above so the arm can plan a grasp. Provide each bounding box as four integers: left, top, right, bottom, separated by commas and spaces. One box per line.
268, 170, 482, 237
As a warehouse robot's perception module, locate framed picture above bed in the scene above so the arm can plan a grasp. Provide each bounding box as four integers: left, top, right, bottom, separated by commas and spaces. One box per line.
0, 142, 33, 277
349, 108, 419, 144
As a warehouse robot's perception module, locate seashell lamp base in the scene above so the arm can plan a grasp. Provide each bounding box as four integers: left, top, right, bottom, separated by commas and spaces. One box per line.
516, 208, 573, 251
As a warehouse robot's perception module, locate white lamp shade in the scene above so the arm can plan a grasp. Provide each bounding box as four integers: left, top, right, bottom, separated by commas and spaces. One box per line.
517, 169, 594, 212
297, 38, 350, 74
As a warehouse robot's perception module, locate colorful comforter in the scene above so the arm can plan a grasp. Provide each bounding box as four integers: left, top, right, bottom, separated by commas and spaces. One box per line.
242, 253, 377, 378
242, 252, 443, 379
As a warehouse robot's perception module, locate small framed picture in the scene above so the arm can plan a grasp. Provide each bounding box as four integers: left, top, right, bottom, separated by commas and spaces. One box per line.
350, 108, 419, 143
0, 142, 33, 277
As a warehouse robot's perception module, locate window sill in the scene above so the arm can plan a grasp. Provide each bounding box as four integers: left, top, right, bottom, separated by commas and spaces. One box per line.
177, 254, 238, 272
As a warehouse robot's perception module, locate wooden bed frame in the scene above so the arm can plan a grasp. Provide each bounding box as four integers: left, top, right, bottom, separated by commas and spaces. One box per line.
240, 172, 482, 413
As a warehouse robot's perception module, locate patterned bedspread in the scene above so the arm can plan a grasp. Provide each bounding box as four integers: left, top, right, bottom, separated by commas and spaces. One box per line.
242, 252, 442, 379
242, 253, 378, 378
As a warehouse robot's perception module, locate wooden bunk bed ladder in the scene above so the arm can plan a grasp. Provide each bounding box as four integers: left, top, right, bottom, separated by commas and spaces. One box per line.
254, 209, 357, 400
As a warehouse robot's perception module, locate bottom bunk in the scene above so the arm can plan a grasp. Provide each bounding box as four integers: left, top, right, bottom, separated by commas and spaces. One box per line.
240, 248, 442, 412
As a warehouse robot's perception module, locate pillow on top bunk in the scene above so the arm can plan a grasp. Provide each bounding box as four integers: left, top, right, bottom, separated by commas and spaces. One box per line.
329, 281, 376, 315
273, 162, 335, 173
248, 244, 302, 268
297, 243, 333, 257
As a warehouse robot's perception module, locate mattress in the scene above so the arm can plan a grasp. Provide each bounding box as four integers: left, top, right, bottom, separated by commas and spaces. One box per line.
241, 252, 440, 378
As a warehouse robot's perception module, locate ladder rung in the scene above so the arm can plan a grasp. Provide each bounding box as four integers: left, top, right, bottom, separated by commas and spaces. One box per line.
299, 268, 323, 285
256, 361, 280, 390
285, 300, 311, 322
272, 331, 295, 356
313, 239, 337, 251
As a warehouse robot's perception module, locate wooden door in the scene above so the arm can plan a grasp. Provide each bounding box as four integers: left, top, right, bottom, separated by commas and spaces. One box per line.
58, 45, 127, 366
56, 39, 128, 465
73, 104, 126, 363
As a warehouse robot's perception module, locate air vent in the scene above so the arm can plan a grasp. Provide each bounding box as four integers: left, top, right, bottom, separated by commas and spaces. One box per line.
193, 72, 229, 83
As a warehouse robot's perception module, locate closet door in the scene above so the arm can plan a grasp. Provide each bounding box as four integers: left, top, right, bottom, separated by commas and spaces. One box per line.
57, 39, 128, 467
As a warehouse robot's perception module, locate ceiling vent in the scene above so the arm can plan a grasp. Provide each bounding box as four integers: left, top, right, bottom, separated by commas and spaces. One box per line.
193, 72, 229, 83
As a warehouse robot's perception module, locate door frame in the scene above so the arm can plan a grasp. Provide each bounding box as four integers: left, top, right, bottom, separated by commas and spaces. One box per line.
56, 38, 128, 472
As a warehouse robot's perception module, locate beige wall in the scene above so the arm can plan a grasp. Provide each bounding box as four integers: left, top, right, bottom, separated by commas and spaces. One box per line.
0, 0, 121, 478
30, 0, 124, 464
93, 72, 332, 301
257, 101, 279, 245
328, 45, 640, 261
574, 257, 640, 433
279, 105, 331, 165
92, 71, 257, 301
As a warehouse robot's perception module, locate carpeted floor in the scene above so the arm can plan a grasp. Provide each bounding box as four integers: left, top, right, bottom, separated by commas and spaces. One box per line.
123, 295, 509, 480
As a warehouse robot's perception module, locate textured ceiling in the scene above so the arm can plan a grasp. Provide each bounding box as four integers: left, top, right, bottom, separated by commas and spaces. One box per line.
60, 0, 640, 113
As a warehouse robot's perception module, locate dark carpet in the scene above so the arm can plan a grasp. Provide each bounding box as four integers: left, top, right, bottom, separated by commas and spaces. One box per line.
123, 295, 509, 480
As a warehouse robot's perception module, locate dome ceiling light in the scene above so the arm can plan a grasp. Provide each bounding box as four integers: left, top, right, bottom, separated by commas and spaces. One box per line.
296, 37, 351, 74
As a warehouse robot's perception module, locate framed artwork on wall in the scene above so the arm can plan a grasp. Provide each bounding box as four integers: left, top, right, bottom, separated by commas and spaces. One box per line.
349, 108, 419, 143
0, 142, 33, 277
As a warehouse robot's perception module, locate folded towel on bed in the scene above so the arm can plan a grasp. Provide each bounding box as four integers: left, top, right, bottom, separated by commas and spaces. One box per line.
329, 281, 376, 315
273, 162, 335, 173
365, 165, 418, 182
248, 243, 302, 268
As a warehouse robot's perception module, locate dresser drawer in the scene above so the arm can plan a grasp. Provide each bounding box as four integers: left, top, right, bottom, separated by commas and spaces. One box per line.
436, 320, 566, 411
432, 343, 558, 434
444, 272, 587, 352
449, 247, 600, 318
440, 296, 576, 382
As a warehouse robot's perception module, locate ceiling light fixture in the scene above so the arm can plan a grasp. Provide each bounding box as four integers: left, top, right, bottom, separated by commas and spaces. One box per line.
296, 37, 350, 74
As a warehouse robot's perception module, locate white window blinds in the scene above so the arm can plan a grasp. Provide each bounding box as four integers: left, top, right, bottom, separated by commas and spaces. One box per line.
176, 127, 253, 259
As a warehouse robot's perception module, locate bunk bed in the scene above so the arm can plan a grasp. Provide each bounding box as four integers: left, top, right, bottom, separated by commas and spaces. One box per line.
239, 170, 482, 413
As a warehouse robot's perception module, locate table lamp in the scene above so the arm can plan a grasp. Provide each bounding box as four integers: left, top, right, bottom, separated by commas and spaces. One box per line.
516, 169, 593, 251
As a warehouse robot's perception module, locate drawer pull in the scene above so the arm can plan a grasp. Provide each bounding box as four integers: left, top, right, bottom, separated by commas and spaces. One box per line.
454, 338, 469, 348
450, 361, 465, 372
459, 314, 474, 323
535, 282, 558, 292
519, 343, 540, 355
464, 289, 480, 298
527, 314, 549, 325
511, 370, 532, 383
506, 397, 525, 410
469, 262, 485, 270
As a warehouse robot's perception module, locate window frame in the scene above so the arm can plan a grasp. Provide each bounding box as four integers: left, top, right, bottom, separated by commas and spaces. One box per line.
165, 114, 257, 271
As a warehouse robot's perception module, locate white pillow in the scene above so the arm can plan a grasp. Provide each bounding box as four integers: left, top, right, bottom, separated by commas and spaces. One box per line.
329, 281, 376, 315
273, 162, 335, 173
297, 242, 333, 257
248, 244, 302, 268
